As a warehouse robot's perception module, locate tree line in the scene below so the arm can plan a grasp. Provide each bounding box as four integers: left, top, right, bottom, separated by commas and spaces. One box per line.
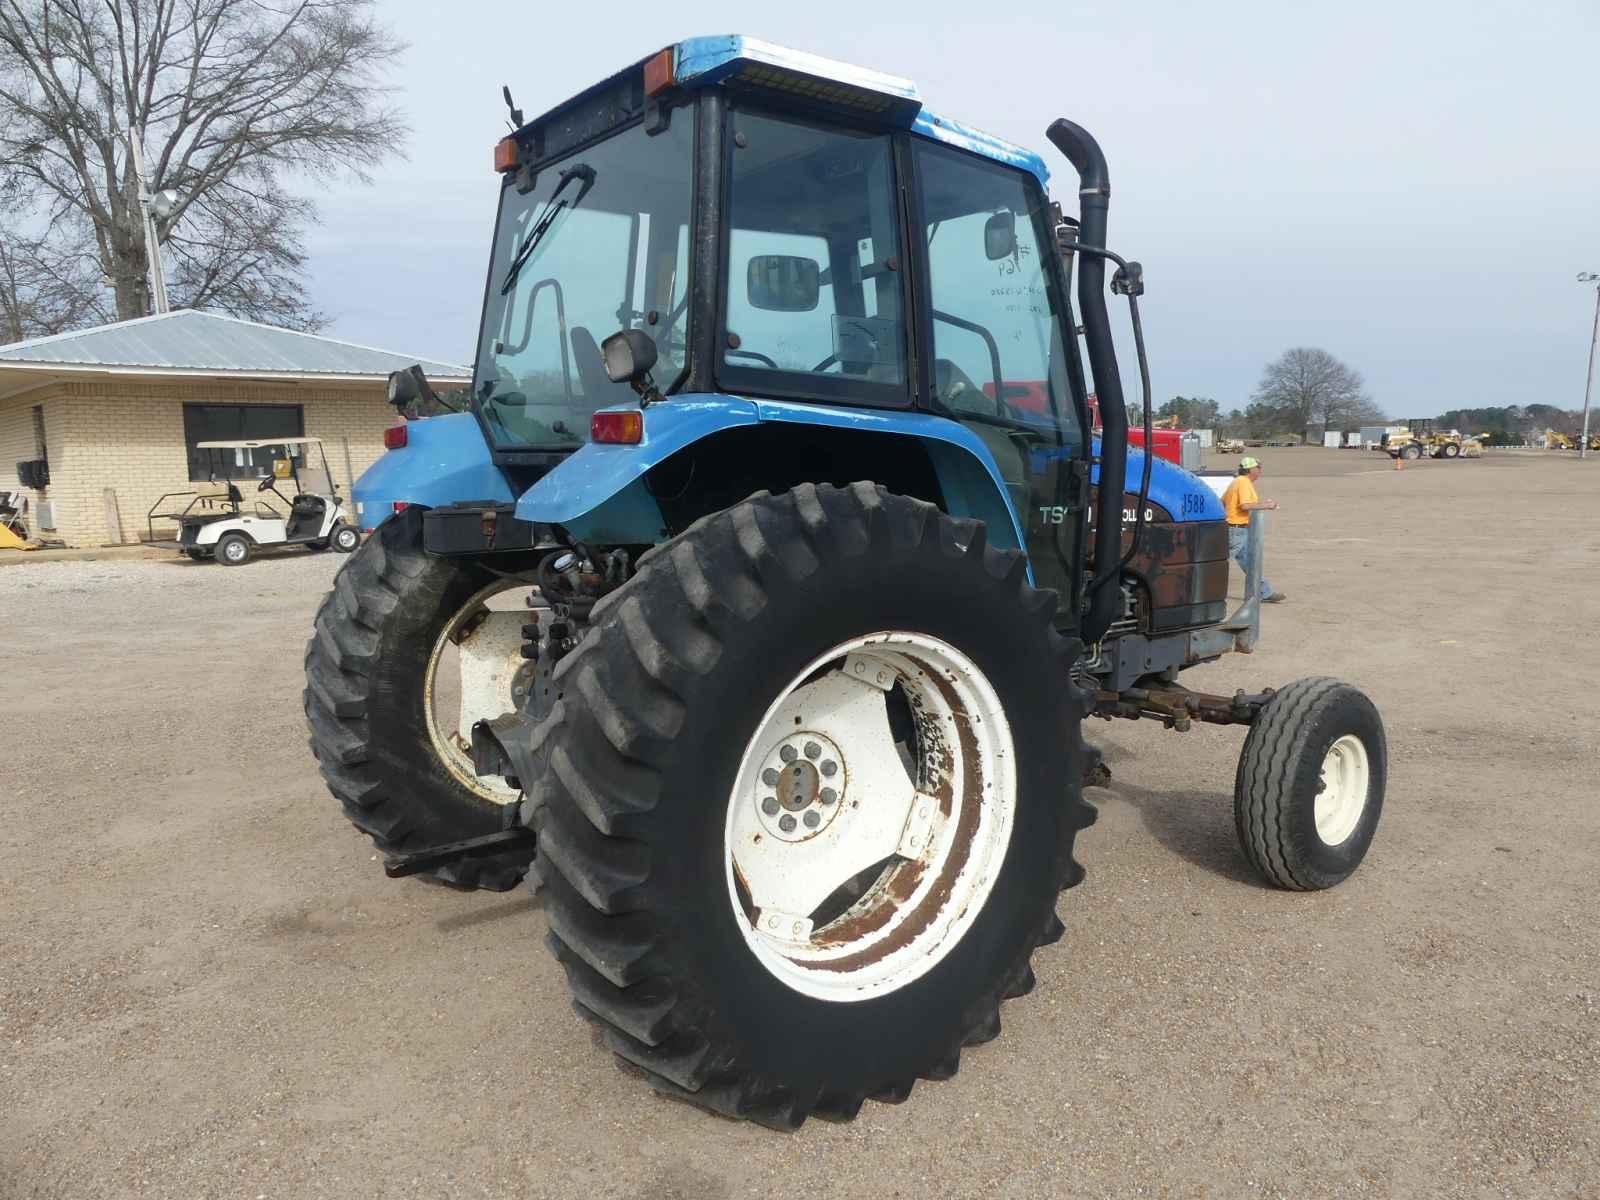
1140, 347, 1387, 438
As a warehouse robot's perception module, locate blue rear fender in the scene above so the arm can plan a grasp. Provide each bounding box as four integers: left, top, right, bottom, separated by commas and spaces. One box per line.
351, 412, 513, 532
513, 394, 1030, 560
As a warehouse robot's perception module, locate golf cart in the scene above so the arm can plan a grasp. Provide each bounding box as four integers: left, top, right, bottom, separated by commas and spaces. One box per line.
147, 437, 360, 565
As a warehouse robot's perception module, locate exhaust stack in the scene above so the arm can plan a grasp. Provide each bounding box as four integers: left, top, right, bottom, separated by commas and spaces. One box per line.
1046, 118, 1127, 644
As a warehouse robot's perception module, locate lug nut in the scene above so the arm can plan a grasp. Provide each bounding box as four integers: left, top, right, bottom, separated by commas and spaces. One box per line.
803, 810, 820, 829
820, 787, 837, 805
804, 741, 821, 759
762, 797, 779, 816
779, 814, 797, 833
820, 760, 838, 777
780, 745, 797, 763
762, 768, 779, 786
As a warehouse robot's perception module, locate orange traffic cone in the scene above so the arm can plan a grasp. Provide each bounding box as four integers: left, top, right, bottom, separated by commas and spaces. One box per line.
1394, 454, 1403, 471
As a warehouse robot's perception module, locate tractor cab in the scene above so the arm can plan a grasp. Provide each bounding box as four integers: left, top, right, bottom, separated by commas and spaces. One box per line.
379, 36, 1228, 646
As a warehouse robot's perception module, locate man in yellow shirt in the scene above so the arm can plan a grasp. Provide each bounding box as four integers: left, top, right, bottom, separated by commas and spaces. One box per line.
1221, 456, 1285, 603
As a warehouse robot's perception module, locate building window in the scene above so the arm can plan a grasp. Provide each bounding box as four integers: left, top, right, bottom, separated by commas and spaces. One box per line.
183, 403, 304, 481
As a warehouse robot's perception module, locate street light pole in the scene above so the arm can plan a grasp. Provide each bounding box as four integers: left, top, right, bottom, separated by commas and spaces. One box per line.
127, 126, 171, 315
1579, 272, 1600, 462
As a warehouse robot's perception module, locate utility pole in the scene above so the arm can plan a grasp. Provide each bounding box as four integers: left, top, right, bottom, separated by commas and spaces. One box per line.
127, 127, 174, 315
1574, 275, 1600, 464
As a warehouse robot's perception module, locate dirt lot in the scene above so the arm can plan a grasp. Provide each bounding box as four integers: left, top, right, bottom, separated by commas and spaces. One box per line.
3, 448, 1597, 1199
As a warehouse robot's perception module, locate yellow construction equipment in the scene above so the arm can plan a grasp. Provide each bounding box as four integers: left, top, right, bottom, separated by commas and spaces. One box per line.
0, 490, 38, 551
1382, 420, 1467, 460
1215, 437, 1245, 453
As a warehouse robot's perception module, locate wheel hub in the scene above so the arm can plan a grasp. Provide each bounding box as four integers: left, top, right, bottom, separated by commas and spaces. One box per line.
1314, 733, 1369, 846
755, 732, 844, 840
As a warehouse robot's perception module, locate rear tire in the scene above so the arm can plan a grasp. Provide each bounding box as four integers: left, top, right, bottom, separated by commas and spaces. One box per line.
330, 523, 360, 553
1234, 677, 1386, 890
303, 508, 538, 890
216, 533, 251, 566
518, 484, 1094, 1127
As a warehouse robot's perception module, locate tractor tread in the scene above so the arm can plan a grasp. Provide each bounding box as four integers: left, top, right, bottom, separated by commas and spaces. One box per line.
521, 484, 1092, 1128
302, 508, 534, 891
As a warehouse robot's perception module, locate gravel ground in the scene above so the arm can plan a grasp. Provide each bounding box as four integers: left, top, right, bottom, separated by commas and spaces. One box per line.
3, 449, 1597, 1199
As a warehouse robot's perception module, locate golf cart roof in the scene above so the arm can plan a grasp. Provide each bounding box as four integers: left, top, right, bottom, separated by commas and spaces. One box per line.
195, 437, 324, 449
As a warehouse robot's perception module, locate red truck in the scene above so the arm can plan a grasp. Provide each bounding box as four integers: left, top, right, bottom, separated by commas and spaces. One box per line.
989, 382, 1187, 464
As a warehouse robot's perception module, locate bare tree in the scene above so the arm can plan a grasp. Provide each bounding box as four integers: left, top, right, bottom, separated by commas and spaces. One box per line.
0, 182, 109, 339
1251, 347, 1383, 433
0, 0, 406, 329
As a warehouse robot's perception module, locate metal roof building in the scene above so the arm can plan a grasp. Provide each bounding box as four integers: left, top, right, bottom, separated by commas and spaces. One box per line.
0, 310, 468, 549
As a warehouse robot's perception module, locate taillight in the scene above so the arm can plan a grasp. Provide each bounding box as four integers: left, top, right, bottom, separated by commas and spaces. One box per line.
591, 410, 643, 444
383, 424, 408, 450
393, 501, 410, 514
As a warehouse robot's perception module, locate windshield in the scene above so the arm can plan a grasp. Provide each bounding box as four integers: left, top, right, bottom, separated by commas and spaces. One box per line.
474, 116, 694, 449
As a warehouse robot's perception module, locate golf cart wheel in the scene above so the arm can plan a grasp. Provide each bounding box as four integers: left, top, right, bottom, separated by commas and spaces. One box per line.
523, 484, 1094, 1128
216, 532, 252, 566
330, 523, 360, 553
1441, 442, 1461, 458
304, 506, 539, 891
185, 549, 207, 561
1233, 677, 1386, 890
1402, 443, 1423, 460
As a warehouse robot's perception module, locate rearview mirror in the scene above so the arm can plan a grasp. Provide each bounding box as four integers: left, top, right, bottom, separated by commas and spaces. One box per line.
747, 254, 820, 312
984, 210, 1016, 261
601, 328, 658, 384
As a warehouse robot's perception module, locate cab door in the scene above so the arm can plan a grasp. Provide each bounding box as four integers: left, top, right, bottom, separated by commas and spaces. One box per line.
907, 138, 1090, 630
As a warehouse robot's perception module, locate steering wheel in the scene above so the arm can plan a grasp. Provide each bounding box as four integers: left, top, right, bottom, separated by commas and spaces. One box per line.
727, 348, 780, 370
257, 475, 278, 493
809, 354, 840, 373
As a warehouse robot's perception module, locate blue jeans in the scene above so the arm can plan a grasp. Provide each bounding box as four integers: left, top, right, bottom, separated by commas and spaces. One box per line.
1228, 525, 1275, 598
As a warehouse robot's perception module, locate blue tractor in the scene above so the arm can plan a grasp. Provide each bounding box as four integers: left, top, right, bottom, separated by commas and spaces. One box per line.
305, 37, 1387, 1127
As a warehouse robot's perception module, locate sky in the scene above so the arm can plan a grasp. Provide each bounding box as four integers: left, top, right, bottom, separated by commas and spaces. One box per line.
303, 0, 1600, 419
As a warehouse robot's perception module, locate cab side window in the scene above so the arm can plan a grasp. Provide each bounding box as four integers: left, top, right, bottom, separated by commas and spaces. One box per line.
720, 108, 909, 404
914, 141, 1078, 445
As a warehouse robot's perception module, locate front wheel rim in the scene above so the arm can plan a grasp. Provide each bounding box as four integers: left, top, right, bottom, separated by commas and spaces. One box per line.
1314, 733, 1370, 845
724, 632, 1016, 1003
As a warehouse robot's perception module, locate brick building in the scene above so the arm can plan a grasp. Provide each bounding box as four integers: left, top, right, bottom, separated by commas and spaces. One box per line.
0, 310, 468, 547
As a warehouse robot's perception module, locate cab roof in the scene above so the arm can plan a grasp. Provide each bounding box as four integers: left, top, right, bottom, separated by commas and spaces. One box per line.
517, 35, 1050, 189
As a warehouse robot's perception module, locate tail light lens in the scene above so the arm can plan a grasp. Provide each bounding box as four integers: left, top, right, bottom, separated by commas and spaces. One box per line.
591, 410, 643, 444
392, 501, 410, 514
383, 424, 408, 450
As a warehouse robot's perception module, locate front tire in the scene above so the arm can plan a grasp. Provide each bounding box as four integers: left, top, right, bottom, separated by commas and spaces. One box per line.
521, 484, 1094, 1127
1234, 677, 1386, 890
330, 523, 360, 553
303, 508, 538, 890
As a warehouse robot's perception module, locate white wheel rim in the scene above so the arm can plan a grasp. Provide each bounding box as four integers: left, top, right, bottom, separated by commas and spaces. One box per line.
724, 632, 1016, 1003
224, 541, 245, 561
422, 581, 539, 806
1314, 734, 1370, 846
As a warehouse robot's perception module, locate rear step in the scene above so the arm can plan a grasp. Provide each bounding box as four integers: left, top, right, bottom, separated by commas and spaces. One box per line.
383, 827, 537, 878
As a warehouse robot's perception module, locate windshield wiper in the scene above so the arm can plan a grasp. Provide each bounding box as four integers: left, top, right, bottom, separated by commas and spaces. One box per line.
499, 163, 596, 296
